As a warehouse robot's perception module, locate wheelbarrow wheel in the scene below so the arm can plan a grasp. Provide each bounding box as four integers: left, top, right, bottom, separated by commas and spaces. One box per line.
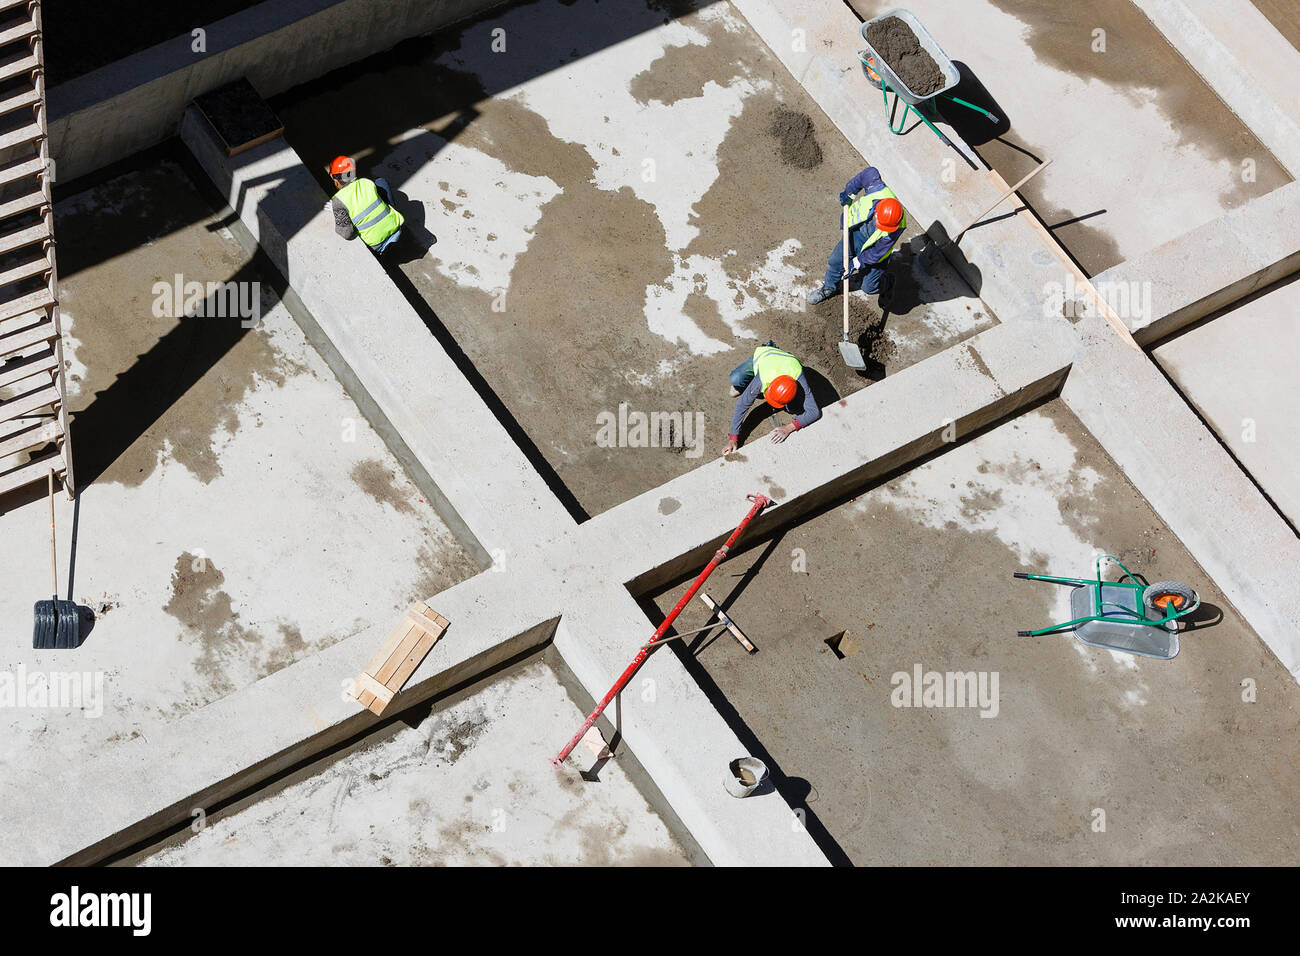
1142, 581, 1196, 616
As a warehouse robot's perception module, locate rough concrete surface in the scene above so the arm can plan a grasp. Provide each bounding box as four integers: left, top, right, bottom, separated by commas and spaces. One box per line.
13, 0, 1299, 870
273, 0, 992, 516
0, 154, 477, 802
652, 400, 1300, 865
133, 657, 690, 866
849, 0, 1292, 274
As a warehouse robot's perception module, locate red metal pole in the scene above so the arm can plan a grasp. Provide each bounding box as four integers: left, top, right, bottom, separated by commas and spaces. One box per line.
552, 493, 771, 767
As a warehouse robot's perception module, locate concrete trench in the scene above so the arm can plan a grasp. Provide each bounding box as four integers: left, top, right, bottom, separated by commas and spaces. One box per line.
3, 0, 1298, 866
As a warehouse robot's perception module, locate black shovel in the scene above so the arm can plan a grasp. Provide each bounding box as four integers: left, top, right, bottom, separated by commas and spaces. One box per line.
33, 470, 79, 649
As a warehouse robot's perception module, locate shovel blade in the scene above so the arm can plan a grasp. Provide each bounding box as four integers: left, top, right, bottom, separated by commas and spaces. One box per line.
839, 338, 866, 370
34, 599, 81, 649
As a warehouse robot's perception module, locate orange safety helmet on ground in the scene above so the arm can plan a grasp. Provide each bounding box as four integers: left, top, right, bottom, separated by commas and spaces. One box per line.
328, 155, 356, 179
874, 197, 903, 232
765, 374, 798, 409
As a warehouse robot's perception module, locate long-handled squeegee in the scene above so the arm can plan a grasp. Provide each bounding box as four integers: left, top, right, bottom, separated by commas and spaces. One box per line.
552, 493, 771, 767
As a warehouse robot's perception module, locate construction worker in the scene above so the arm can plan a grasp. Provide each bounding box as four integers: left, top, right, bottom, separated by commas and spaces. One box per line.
806, 165, 905, 306
721, 342, 821, 453
325, 155, 404, 254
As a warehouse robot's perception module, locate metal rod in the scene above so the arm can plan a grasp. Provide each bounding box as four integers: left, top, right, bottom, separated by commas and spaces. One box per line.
552, 494, 771, 767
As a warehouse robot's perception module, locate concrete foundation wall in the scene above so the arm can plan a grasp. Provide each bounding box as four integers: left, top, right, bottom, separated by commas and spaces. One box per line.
49, 0, 509, 182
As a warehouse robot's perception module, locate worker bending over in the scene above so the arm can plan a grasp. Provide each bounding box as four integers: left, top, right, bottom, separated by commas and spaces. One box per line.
326, 155, 404, 254
721, 342, 822, 454
807, 165, 905, 306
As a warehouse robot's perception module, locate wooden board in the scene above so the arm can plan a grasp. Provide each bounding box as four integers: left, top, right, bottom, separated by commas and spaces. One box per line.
697, 592, 756, 653
984, 168, 1141, 352
348, 602, 449, 716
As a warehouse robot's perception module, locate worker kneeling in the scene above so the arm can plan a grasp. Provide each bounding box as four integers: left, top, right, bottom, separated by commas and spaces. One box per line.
326, 155, 405, 254
721, 342, 822, 454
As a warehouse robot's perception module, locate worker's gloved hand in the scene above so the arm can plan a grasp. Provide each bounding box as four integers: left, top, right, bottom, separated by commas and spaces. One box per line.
721, 437, 740, 456
839, 190, 855, 207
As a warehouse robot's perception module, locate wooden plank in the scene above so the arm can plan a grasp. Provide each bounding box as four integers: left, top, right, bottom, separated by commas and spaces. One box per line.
0, 221, 47, 256
985, 168, 1141, 351
0, 86, 38, 119
0, 315, 52, 357
697, 592, 756, 653
349, 603, 450, 716
385, 622, 446, 689
359, 615, 417, 678
0, 251, 48, 286
0, 55, 37, 84
0, 416, 57, 458
0, 343, 54, 387
0, 18, 37, 47
351, 672, 393, 703
0, 156, 43, 188
0, 447, 62, 496
0, 379, 56, 423
0, 186, 44, 220
354, 618, 417, 710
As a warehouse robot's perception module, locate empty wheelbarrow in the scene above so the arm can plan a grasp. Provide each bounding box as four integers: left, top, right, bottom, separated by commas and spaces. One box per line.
1013, 555, 1199, 660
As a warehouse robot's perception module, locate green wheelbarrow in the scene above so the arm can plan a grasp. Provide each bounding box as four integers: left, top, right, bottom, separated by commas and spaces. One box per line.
858, 9, 999, 151
1013, 555, 1199, 660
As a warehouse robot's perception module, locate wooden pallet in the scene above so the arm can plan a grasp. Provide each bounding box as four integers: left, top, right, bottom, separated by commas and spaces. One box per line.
347, 603, 449, 716
0, 0, 74, 502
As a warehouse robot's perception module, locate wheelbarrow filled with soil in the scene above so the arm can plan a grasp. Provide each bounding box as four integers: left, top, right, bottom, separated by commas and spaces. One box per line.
859, 9, 997, 145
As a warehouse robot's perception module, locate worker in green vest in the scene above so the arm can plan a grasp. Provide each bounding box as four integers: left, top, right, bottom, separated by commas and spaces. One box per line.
325, 155, 405, 254
721, 341, 822, 453
807, 165, 905, 305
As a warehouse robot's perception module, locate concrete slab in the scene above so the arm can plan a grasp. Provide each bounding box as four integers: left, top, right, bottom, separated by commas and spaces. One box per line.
271, 0, 993, 516
132, 656, 692, 866
1133, 0, 1300, 175
849, 0, 1292, 274
651, 400, 1300, 865
1250, 0, 1300, 52
1063, 313, 1300, 678
1094, 180, 1300, 344
0, 154, 479, 855
180, 104, 575, 561
1153, 274, 1300, 528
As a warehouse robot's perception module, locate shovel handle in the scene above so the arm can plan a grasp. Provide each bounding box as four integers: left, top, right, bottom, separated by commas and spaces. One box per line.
47, 469, 57, 599
842, 203, 851, 338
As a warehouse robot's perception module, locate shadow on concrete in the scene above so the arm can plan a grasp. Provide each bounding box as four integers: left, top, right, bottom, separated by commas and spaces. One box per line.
385, 180, 439, 265
54, 0, 713, 509
938, 61, 1010, 147
70, 257, 266, 487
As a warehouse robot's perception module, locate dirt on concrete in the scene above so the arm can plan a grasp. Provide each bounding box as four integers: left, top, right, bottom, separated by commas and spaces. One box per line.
766, 106, 824, 169
274, 0, 988, 516
865, 16, 945, 96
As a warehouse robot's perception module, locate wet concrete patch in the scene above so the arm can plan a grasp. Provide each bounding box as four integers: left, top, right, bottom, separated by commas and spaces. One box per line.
275, 0, 987, 516
55, 158, 311, 487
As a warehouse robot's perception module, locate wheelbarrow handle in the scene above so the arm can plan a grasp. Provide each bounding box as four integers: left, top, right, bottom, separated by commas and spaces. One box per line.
1012, 572, 1030, 579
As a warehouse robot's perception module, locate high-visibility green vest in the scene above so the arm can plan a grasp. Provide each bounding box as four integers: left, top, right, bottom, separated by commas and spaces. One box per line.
845, 185, 906, 263
753, 345, 802, 391
335, 178, 404, 247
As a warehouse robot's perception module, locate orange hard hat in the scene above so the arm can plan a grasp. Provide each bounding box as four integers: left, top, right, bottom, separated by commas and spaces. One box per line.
765, 375, 798, 409
874, 197, 903, 231
328, 155, 355, 177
